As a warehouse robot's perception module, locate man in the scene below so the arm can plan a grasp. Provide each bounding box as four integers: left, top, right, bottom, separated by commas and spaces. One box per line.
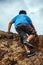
8, 10, 37, 57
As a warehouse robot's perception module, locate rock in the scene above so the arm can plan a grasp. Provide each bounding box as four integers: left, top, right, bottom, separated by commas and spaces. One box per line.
0, 31, 43, 65
0, 49, 7, 60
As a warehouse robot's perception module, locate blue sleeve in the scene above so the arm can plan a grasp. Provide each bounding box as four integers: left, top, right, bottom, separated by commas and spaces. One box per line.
12, 15, 17, 23
26, 16, 32, 24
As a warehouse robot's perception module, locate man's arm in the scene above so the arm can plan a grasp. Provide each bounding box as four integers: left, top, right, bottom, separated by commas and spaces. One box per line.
30, 24, 35, 30
8, 20, 14, 33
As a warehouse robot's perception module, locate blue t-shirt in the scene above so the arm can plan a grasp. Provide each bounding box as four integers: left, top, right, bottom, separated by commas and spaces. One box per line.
12, 14, 32, 27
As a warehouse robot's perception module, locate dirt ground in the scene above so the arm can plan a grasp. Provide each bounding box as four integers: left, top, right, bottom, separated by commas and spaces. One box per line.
0, 31, 43, 65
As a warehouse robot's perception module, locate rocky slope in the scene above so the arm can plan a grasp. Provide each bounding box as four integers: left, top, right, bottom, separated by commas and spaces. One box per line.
0, 31, 43, 65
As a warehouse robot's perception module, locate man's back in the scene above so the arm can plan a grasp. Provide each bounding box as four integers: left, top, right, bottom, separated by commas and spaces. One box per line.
12, 14, 32, 27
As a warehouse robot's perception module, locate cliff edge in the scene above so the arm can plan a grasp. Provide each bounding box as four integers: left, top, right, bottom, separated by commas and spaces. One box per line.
0, 31, 43, 65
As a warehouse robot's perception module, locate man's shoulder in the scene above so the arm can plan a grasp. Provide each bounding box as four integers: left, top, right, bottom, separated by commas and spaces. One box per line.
14, 15, 19, 18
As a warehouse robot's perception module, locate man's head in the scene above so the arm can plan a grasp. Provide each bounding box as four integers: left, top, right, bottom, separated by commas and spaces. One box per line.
19, 10, 27, 14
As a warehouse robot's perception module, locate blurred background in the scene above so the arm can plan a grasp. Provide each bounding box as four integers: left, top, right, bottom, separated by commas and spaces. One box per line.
0, 0, 43, 35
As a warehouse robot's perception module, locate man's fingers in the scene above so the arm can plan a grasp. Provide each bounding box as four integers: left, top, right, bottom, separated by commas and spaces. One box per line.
6, 32, 13, 34
6, 32, 10, 34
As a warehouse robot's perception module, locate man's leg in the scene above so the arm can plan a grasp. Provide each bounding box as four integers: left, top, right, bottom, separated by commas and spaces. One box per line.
24, 34, 34, 52
24, 45, 30, 52
24, 35, 36, 57
27, 34, 34, 41
16, 25, 30, 52
16, 24, 36, 57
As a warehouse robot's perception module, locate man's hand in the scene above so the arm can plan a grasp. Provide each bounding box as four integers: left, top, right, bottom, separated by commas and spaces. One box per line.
30, 24, 35, 30
6, 32, 13, 34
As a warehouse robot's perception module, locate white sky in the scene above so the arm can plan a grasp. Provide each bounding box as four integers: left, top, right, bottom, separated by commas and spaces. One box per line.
0, 0, 43, 35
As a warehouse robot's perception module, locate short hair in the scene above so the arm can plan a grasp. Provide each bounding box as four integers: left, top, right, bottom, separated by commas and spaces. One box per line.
19, 10, 27, 14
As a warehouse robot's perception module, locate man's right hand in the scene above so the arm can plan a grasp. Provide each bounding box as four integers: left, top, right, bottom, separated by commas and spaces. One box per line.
6, 32, 13, 34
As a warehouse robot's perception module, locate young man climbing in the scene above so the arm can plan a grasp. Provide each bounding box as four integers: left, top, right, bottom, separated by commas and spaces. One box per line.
8, 10, 37, 57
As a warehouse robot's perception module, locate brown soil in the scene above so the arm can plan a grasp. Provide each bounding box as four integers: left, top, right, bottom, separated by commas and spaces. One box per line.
0, 31, 43, 65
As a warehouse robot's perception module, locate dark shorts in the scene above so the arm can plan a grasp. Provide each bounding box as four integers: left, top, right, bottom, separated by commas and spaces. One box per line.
15, 23, 36, 43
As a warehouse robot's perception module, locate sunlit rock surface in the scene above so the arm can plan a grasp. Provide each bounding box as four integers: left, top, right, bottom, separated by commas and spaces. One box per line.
0, 31, 43, 65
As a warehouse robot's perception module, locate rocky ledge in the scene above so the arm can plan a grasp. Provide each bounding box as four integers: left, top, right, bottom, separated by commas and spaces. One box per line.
0, 31, 43, 65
